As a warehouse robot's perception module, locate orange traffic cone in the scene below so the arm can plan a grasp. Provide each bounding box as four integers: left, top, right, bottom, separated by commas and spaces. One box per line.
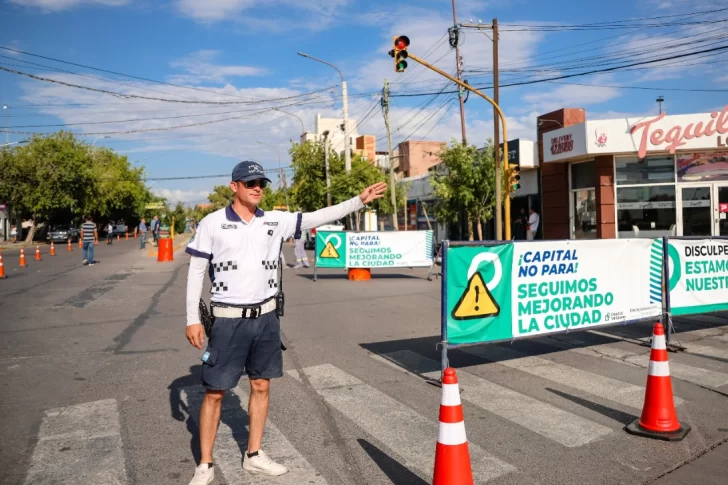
67, 240, 72, 251
0, 252, 7, 279
433, 368, 474, 485
626, 323, 691, 441
125, 232, 129, 240
117, 233, 120, 241
19, 248, 28, 267
34, 245, 42, 261
50, 241, 56, 256
78, 239, 83, 249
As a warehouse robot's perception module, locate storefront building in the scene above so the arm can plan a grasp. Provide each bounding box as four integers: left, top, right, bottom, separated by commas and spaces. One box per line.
538, 106, 728, 240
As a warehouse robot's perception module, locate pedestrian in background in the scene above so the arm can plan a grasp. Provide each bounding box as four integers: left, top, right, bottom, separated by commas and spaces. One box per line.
527, 207, 540, 241
184, 160, 386, 484
10, 225, 17, 243
138, 218, 147, 249
293, 232, 309, 268
151, 215, 160, 245
81, 215, 98, 266
106, 222, 114, 245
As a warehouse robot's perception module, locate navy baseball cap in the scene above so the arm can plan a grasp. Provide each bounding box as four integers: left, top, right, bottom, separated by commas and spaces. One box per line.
231, 161, 272, 183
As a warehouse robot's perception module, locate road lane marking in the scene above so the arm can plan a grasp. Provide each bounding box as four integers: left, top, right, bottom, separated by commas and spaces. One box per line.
24, 398, 129, 485
380, 350, 613, 447
458, 345, 683, 408
181, 385, 328, 485
289, 363, 516, 483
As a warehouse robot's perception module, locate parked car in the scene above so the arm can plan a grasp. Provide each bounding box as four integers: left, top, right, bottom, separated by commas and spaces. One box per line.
46, 224, 80, 243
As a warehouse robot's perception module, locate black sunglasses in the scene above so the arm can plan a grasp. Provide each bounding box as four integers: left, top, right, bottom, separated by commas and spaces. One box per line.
238, 179, 268, 189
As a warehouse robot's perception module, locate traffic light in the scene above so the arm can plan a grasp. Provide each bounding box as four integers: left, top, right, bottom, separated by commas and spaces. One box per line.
389, 36, 410, 72
508, 163, 521, 192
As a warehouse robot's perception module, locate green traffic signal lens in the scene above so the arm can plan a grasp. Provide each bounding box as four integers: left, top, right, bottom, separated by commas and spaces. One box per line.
396, 60, 407, 71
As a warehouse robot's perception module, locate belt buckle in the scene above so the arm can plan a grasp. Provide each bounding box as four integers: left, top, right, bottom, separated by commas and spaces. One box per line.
243, 307, 261, 319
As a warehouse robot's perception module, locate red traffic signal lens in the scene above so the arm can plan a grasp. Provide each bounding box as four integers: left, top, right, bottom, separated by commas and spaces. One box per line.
395, 35, 410, 49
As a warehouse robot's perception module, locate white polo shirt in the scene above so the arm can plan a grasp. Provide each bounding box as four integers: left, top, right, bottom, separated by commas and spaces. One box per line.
185, 196, 364, 324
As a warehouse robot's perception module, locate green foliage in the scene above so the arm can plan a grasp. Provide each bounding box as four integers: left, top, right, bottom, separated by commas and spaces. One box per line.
159, 202, 187, 234
430, 138, 497, 226
289, 140, 395, 215
0, 131, 154, 240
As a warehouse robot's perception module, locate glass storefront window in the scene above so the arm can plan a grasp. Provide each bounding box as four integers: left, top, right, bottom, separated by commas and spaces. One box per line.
572, 189, 597, 239
617, 186, 676, 238
616, 155, 675, 185
571, 161, 594, 189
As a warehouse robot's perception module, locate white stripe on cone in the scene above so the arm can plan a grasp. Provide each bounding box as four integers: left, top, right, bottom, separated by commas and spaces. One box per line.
652, 335, 666, 350
438, 421, 467, 446
441, 384, 461, 406
648, 360, 670, 377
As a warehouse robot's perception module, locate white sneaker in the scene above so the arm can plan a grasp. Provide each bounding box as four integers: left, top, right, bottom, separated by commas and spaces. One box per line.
188, 463, 214, 485
242, 450, 288, 476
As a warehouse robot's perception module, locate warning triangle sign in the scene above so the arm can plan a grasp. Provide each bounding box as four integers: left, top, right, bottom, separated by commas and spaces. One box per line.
452, 272, 500, 320
319, 241, 340, 259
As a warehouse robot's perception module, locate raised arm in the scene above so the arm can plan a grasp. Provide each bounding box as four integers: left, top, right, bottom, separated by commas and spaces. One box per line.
299, 182, 387, 231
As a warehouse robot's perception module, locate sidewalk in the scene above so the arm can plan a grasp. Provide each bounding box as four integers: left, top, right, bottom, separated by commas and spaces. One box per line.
144, 234, 193, 258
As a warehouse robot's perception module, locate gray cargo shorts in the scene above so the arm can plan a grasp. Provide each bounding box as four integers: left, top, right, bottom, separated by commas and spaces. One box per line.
200, 310, 283, 390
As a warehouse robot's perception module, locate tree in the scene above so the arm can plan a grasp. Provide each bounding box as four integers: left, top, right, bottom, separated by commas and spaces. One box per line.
430, 139, 496, 241
289, 140, 393, 230
207, 185, 234, 210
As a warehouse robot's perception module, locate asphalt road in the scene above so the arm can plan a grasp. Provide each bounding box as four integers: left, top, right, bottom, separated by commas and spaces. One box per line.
1, 237, 727, 485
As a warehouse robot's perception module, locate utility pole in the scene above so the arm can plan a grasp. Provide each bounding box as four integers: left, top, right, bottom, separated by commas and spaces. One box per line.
281, 169, 290, 209
342, 81, 351, 171
382, 79, 399, 230
450, 0, 467, 145
493, 18, 503, 241
323, 130, 332, 207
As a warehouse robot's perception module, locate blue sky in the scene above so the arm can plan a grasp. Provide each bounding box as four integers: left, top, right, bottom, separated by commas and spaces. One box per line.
1, 0, 727, 205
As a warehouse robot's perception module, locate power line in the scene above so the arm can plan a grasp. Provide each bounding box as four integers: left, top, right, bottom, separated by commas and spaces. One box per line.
0, 65, 337, 106
0, 45, 264, 101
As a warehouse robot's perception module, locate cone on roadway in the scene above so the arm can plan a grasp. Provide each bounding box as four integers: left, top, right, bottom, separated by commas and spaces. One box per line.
19, 248, 28, 267
67, 240, 72, 251
626, 323, 691, 441
433, 367, 473, 485
78, 238, 82, 249
125, 232, 129, 240
117, 233, 120, 241
34, 245, 42, 261
50, 241, 56, 256
0, 252, 7, 279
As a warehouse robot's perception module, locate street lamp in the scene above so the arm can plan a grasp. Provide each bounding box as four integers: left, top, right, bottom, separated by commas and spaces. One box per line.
322, 130, 332, 207
656, 96, 665, 115
92, 135, 110, 146
274, 108, 305, 137
297, 52, 351, 172
256, 140, 290, 209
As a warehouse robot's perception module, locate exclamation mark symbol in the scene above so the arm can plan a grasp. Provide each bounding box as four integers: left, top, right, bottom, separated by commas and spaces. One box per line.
474, 285, 480, 312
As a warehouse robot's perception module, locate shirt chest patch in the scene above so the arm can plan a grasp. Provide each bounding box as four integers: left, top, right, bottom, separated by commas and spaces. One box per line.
263, 221, 278, 226
221, 223, 239, 230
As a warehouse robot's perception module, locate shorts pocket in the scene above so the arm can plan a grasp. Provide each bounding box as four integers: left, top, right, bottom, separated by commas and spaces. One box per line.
201, 347, 219, 366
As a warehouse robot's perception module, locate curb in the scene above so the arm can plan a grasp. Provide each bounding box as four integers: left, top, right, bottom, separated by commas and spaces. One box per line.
146, 235, 192, 258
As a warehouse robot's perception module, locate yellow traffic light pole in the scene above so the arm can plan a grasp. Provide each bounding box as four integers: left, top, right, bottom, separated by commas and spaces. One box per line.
404, 52, 512, 240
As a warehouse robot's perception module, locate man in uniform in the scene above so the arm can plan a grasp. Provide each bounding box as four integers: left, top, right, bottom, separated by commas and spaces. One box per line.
185, 160, 386, 484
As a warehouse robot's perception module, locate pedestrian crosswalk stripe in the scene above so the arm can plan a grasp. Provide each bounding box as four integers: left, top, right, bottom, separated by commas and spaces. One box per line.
181, 385, 327, 485
459, 345, 683, 408
675, 327, 728, 343
24, 398, 129, 485
289, 363, 517, 483
545, 337, 728, 390
678, 343, 728, 362
381, 350, 613, 447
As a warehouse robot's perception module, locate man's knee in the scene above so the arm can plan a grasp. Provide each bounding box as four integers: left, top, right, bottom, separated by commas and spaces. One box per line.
203, 389, 226, 404
249, 378, 270, 395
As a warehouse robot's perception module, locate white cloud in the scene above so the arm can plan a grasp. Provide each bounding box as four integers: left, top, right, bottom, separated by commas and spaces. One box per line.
175, 0, 350, 29
175, 0, 255, 22
168, 50, 266, 85
521, 76, 622, 113
8, 0, 130, 12
153, 188, 210, 205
